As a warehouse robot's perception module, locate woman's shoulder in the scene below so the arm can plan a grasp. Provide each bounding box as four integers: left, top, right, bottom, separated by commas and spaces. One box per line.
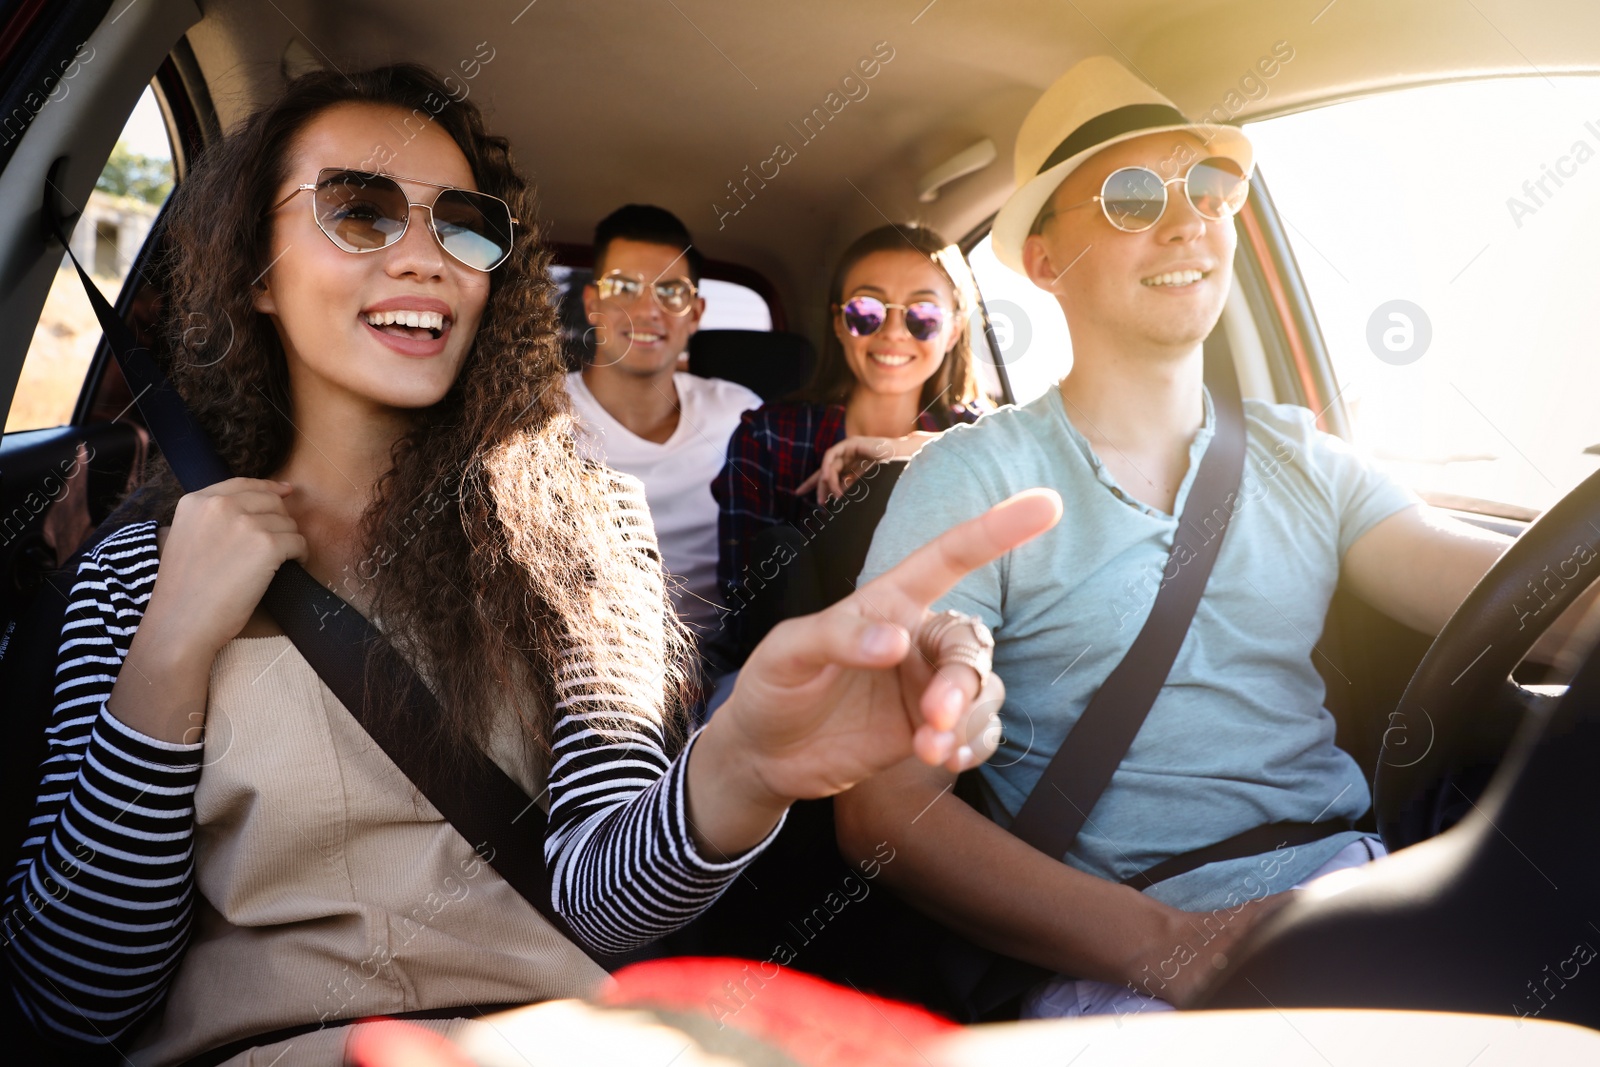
583, 459, 650, 511
57, 523, 162, 632
79, 520, 162, 575
742, 399, 835, 421
732, 400, 843, 441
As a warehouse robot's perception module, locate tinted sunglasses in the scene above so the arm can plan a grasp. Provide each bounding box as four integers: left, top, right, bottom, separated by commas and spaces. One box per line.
1045, 157, 1250, 234
838, 295, 948, 342
270, 168, 519, 272
593, 270, 699, 316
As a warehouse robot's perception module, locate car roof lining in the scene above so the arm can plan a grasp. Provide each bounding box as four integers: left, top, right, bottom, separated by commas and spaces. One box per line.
147, 0, 1600, 350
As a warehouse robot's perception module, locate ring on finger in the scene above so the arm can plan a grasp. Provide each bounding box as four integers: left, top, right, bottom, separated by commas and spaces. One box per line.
915, 608, 996, 685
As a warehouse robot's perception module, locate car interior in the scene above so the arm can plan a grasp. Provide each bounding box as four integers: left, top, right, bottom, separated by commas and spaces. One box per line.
3, 0, 1600, 1061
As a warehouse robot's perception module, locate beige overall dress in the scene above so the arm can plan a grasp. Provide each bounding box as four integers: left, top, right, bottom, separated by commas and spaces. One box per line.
128, 636, 605, 1066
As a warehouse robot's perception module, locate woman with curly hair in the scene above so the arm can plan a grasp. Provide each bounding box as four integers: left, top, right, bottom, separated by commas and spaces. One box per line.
2, 65, 1056, 1065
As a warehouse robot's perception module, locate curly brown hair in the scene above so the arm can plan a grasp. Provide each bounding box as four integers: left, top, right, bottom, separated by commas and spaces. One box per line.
126, 64, 692, 761
798, 223, 987, 427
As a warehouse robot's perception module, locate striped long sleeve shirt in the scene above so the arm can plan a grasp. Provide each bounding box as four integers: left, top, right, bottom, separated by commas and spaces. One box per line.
3, 487, 779, 1046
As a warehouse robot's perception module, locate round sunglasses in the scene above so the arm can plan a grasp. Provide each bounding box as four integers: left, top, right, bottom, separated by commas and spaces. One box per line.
593, 270, 699, 316
837, 295, 948, 342
1043, 157, 1250, 234
270, 168, 519, 272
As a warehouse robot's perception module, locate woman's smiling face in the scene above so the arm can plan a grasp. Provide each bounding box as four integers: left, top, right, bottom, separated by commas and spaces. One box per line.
833, 248, 961, 403
253, 102, 492, 416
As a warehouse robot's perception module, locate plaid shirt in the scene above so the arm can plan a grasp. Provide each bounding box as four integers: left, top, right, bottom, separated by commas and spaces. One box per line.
712, 401, 980, 650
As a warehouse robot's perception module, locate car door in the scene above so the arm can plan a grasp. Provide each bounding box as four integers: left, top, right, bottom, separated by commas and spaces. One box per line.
0, 3, 204, 1054
0, 0, 204, 616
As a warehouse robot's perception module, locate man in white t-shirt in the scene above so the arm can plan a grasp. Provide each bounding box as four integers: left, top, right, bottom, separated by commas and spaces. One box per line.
566, 205, 760, 649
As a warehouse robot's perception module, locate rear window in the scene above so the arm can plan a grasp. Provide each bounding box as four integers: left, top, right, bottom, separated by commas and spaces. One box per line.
695, 278, 774, 332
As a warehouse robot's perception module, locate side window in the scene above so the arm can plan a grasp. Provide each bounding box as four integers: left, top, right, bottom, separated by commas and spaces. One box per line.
6, 84, 174, 432
1247, 78, 1600, 515
966, 233, 1073, 406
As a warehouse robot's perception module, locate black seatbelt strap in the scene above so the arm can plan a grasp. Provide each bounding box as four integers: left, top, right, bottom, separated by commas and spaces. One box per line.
1118, 818, 1354, 889
43, 189, 598, 962
946, 330, 1253, 1021
1006, 330, 1247, 859
49, 226, 229, 489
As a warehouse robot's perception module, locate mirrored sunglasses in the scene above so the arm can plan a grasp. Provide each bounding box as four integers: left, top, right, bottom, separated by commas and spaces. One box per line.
593, 270, 699, 315
1050, 157, 1251, 234
839, 295, 948, 342
271, 167, 519, 272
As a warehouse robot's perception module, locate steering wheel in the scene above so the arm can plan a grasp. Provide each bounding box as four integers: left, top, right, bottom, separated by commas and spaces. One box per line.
1375, 465, 1600, 849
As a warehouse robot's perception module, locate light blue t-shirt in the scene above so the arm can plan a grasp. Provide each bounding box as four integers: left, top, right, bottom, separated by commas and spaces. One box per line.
859, 385, 1421, 912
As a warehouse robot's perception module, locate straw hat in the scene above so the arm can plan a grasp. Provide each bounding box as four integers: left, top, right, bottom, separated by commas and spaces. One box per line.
991, 56, 1254, 273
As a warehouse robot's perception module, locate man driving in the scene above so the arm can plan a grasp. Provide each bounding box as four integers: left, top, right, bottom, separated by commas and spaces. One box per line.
837, 56, 1600, 1019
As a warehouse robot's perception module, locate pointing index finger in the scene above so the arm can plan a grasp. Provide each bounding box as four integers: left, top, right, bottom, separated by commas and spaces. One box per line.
865, 488, 1061, 611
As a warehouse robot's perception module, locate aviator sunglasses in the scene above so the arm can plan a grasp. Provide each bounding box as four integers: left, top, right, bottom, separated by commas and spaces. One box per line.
837, 295, 948, 342
593, 270, 699, 316
1042, 156, 1250, 234
270, 167, 519, 272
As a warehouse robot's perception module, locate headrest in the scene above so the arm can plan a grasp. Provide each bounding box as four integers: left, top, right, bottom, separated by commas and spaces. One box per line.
688, 329, 816, 402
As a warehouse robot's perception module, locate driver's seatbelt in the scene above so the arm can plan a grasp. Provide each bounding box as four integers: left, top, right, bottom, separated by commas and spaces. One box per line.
1007, 330, 1247, 857
1009, 333, 1354, 874
950, 327, 1347, 1018
43, 194, 603, 966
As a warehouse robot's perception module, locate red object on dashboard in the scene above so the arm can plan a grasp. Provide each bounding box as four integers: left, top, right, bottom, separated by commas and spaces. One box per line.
599, 956, 959, 1067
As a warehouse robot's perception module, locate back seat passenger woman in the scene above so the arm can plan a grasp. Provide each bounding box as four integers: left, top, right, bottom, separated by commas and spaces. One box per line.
713, 223, 990, 661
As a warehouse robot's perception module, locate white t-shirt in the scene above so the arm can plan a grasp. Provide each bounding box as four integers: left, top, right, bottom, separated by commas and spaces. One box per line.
566, 370, 760, 638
